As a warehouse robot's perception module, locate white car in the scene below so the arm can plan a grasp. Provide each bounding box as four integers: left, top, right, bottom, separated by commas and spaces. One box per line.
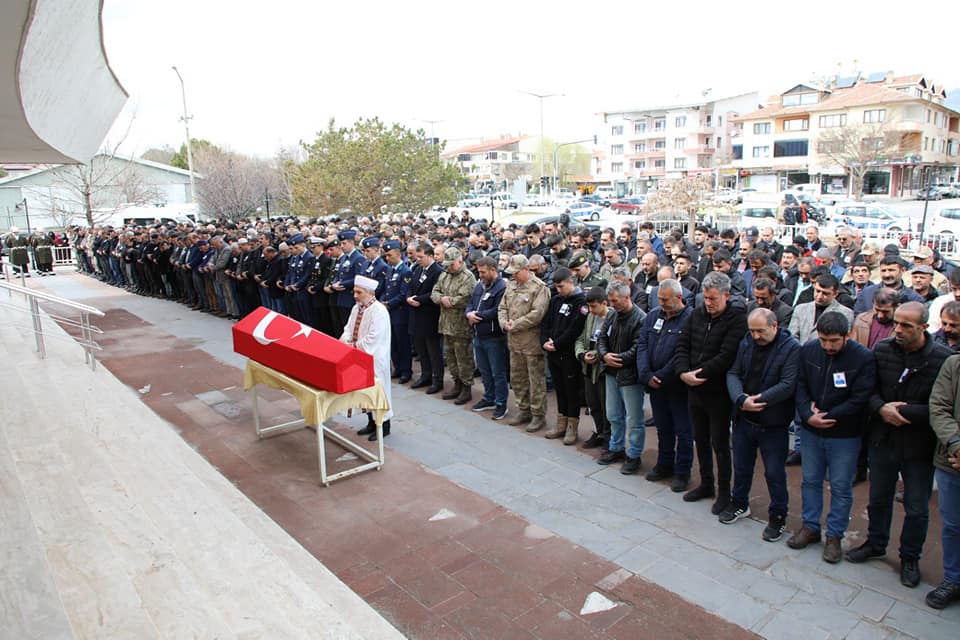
564, 201, 603, 221
737, 206, 777, 228
926, 207, 960, 243
830, 204, 911, 233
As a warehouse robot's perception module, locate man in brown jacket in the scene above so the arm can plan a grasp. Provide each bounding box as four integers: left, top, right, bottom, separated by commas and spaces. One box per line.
849, 287, 898, 349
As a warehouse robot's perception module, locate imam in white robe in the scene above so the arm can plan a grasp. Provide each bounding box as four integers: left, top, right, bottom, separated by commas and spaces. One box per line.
340, 300, 393, 421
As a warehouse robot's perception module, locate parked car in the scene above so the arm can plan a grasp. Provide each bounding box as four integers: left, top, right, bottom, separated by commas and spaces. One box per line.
925, 207, 960, 243
917, 186, 943, 201
831, 204, 912, 233
610, 196, 646, 213
491, 193, 519, 209
713, 188, 740, 205
580, 194, 611, 208
737, 206, 777, 228
936, 184, 959, 198
565, 201, 603, 221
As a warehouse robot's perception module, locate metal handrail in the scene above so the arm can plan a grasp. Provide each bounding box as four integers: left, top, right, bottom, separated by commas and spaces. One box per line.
0, 279, 105, 371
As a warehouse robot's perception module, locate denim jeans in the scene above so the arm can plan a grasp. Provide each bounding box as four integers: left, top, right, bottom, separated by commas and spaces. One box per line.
866, 444, 935, 560
936, 468, 960, 585
731, 418, 789, 517
800, 429, 861, 538
648, 386, 694, 476
474, 336, 509, 407
605, 376, 645, 459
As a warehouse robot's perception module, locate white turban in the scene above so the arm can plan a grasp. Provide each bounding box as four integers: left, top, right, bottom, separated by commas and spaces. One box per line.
354, 275, 379, 292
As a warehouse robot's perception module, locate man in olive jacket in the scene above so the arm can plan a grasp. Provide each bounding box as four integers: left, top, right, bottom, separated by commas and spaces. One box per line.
927, 353, 960, 609
846, 302, 953, 589
575, 286, 611, 449
431, 247, 477, 405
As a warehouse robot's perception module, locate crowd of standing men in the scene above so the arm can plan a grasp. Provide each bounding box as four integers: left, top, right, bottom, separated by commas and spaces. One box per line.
65, 212, 960, 610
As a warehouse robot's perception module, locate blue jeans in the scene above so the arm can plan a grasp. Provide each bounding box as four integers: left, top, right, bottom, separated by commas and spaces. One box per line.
605, 376, 645, 459
866, 444, 935, 561
474, 336, 509, 407
732, 418, 789, 517
800, 429, 861, 538
648, 386, 694, 475
937, 469, 960, 585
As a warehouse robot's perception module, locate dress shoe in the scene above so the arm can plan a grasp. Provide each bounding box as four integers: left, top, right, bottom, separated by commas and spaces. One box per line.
785, 450, 802, 466
645, 466, 673, 482
822, 535, 842, 563
787, 526, 821, 549
398, 374, 411, 384
597, 450, 626, 465
620, 457, 642, 475
357, 422, 376, 437
711, 494, 731, 516
845, 542, 885, 563
410, 377, 430, 389
582, 432, 607, 449
426, 382, 443, 394
682, 484, 715, 503
900, 559, 921, 588
368, 420, 390, 441
671, 475, 690, 493
926, 580, 960, 609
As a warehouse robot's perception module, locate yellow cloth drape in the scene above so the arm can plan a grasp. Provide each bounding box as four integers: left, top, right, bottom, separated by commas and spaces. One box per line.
243, 360, 389, 427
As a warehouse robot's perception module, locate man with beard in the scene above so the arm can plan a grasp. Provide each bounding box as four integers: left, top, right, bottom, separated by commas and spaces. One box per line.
928, 269, 960, 332
850, 287, 898, 349
854, 256, 924, 315
910, 264, 940, 304
748, 277, 793, 327
845, 259, 875, 302
933, 301, 960, 352
789, 274, 854, 344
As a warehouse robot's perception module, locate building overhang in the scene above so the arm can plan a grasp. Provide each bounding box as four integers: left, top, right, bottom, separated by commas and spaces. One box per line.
1, 0, 127, 163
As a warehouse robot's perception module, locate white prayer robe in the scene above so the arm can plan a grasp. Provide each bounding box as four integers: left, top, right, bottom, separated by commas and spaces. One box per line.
340, 300, 393, 421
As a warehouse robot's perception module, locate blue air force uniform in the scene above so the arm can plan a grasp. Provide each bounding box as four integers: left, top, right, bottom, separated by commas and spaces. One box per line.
381, 239, 413, 380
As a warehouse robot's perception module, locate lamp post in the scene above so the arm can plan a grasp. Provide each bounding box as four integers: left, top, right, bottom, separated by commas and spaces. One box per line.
519, 90, 563, 194
172, 66, 197, 204
553, 136, 597, 194
14, 198, 31, 234
417, 118, 443, 156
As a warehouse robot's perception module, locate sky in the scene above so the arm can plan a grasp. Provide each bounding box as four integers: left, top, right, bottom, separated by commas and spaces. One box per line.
101, 0, 959, 159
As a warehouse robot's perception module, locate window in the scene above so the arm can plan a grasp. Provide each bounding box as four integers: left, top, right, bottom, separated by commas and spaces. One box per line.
774, 139, 809, 157
752, 146, 770, 158
674, 158, 686, 169
927, 109, 931, 123
753, 122, 771, 134
634, 160, 645, 168
783, 118, 809, 131
674, 137, 686, 149
675, 116, 687, 127
457, 153, 471, 162
634, 142, 646, 153
611, 125, 624, 136
781, 92, 819, 107
705, 115, 712, 126
654, 159, 665, 168
817, 141, 842, 154
654, 140, 666, 150
634, 121, 646, 133
818, 114, 847, 128
716, 136, 722, 148
732, 144, 743, 160
611, 144, 624, 155
611, 162, 623, 172
717, 116, 722, 126
864, 109, 886, 123
653, 119, 666, 130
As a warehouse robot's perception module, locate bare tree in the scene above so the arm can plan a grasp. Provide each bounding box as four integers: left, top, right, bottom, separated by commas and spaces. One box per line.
195, 147, 289, 221
645, 175, 715, 242
816, 121, 904, 200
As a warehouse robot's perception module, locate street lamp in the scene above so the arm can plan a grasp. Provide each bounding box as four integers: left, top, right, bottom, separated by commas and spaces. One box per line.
171, 66, 197, 204
14, 198, 31, 234
519, 90, 564, 193
417, 118, 443, 155
554, 136, 597, 194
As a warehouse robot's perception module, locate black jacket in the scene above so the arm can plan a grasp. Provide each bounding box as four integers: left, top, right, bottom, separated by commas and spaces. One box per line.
726, 328, 801, 427
466, 276, 507, 338
597, 304, 645, 386
867, 334, 953, 460
541, 289, 588, 353
637, 305, 693, 389
408, 261, 443, 337
796, 338, 876, 439
675, 301, 748, 396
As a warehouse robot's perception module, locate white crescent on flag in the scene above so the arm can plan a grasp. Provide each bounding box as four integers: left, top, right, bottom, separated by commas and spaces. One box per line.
252, 310, 281, 345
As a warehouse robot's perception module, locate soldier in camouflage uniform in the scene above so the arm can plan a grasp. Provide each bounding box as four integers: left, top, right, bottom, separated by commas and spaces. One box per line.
4, 228, 30, 277
431, 247, 477, 405
32, 229, 55, 275
569, 251, 607, 291
498, 254, 551, 432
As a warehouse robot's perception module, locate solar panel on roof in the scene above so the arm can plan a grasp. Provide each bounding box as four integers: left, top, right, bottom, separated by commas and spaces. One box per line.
834, 75, 859, 89
866, 71, 886, 83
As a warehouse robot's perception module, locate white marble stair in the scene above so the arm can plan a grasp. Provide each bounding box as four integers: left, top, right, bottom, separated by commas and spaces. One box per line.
0, 317, 405, 639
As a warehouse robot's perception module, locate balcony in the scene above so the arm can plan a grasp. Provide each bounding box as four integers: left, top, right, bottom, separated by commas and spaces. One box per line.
692, 122, 716, 135
685, 145, 715, 155
890, 119, 926, 133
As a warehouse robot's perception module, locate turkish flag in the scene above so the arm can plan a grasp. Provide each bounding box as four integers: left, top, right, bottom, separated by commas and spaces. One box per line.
233, 307, 374, 393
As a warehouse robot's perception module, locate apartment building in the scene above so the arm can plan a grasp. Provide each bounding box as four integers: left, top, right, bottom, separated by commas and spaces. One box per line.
593, 92, 760, 195
731, 72, 960, 197
441, 136, 539, 191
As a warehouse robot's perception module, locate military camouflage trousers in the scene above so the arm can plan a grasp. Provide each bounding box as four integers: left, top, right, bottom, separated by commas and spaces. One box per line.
510, 351, 546, 418
444, 335, 475, 387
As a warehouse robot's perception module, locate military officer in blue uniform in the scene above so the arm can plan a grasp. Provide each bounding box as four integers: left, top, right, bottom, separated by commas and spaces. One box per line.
284, 234, 315, 326
322, 239, 345, 336
331, 229, 368, 333
282, 234, 304, 321
361, 236, 389, 299
382, 239, 413, 383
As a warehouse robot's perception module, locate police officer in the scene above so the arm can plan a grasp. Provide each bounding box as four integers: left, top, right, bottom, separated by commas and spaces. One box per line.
382, 239, 413, 383
361, 236, 389, 299
331, 230, 367, 334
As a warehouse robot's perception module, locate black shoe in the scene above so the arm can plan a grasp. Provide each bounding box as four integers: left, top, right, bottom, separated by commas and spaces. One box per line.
926, 580, 960, 609
785, 450, 802, 466
368, 420, 390, 441
597, 450, 626, 465
410, 377, 430, 389
620, 457, 641, 475
582, 432, 605, 449
671, 475, 690, 493
711, 494, 731, 515
900, 559, 921, 588
426, 383, 443, 394
398, 375, 411, 384
390, 371, 401, 379
845, 542, 886, 564
763, 514, 787, 542
357, 421, 376, 437
718, 504, 751, 525
645, 466, 673, 482
683, 484, 715, 502
645, 416, 655, 427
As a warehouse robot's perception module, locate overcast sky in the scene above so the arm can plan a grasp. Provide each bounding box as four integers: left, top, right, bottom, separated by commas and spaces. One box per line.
101, 0, 958, 159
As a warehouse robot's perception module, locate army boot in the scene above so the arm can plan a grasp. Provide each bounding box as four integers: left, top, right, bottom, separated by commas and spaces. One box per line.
508, 411, 532, 427
442, 380, 462, 400
563, 417, 580, 446
526, 415, 546, 433
544, 416, 567, 439
454, 385, 472, 406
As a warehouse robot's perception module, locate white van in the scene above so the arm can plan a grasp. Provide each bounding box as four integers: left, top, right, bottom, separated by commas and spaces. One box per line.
594, 186, 616, 199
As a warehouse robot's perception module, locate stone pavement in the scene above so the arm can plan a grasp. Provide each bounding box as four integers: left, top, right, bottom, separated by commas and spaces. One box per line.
33, 269, 960, 639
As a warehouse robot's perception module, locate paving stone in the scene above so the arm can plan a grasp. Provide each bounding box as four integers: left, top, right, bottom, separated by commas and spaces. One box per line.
589, 466, 668, 499
611, 545, 660, 574
755, 611, 831, 640
777, 596, 864, 639
210, 401, 249, 419
844, 619, 908, 640
813, 557, 934, 612
849, 588, 896, 622
196, 389, 230, 405
767, 557, 861, 606
882, 600, 955, 640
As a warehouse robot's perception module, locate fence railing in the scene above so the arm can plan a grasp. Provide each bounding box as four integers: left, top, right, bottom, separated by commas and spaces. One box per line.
0, 274, 104, 371
53, 245, 74, 266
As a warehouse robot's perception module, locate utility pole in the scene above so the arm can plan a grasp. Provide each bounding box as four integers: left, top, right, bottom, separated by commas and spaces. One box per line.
519, 91, 563, 194
417, 118, 443, 155
172, 66, 197, 204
